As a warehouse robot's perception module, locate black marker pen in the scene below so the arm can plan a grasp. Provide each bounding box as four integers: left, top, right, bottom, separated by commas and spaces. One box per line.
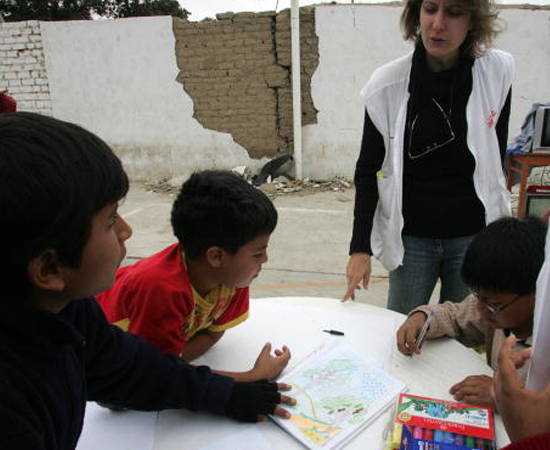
323, 329, 345, 336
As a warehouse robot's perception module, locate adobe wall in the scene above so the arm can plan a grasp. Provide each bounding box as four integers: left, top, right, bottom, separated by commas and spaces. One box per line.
173, 8, 318, 158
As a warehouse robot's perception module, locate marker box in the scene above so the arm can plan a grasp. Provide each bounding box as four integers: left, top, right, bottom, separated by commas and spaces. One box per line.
393, 394, 495, 450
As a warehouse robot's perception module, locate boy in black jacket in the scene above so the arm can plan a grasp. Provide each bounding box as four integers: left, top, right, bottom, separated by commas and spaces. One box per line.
0, 112, 294, 450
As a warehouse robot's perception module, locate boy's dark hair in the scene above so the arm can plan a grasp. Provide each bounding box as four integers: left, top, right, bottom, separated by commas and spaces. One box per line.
171, 170, 277, 259
462, 216, 547, 295
0, 112, 129, 297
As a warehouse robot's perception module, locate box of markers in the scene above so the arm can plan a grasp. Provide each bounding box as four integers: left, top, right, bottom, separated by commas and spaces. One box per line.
388, 393, 495, 450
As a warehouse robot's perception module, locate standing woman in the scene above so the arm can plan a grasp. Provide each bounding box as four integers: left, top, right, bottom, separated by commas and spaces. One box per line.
343, 0, 513, 313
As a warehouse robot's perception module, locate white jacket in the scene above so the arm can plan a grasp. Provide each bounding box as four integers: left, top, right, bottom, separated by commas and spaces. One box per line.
360, 49, 514, 271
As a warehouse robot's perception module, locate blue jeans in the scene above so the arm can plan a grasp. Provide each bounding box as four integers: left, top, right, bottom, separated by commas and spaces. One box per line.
387, 235, 475, 314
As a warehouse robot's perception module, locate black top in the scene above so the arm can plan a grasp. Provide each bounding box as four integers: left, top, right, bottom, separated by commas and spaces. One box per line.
0, 296, 234, 450
350, 44, 512, 255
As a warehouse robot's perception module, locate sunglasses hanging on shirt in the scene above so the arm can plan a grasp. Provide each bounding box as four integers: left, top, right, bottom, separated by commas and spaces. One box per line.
406, 65, 457, 160
407, 97, 456, 160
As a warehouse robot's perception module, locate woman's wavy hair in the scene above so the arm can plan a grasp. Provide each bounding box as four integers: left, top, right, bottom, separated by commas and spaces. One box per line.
400, 0, 504, 58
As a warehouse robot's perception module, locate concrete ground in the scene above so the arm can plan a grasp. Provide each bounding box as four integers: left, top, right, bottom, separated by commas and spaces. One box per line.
120, 179, 523, 308
119, 182, 391, 308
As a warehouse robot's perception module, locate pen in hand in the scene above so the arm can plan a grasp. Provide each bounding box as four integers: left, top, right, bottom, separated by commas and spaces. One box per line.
323, 329, 345, 336
414, 311, 435, 354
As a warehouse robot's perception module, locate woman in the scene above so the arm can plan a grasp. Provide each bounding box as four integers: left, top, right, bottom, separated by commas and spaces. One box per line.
343, 0, 513, 313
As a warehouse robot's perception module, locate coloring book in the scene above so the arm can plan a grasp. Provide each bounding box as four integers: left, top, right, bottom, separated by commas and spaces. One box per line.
271, 342, 407, 450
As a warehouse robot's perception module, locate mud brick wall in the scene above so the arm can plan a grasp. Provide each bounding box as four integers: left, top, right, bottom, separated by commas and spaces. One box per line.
173, 7, 319, 159
0, 21, 52, 115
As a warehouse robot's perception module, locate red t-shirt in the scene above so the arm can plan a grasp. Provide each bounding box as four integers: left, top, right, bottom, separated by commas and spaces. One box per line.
500, 433, 550, 450
0, 93, 17, 112
97, 243, 249, 355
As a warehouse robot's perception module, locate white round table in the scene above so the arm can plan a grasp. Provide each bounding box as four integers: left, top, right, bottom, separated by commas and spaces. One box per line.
77, 297, 510, 450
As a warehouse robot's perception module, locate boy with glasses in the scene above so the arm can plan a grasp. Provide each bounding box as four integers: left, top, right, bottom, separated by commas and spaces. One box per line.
396, 217, 546, 409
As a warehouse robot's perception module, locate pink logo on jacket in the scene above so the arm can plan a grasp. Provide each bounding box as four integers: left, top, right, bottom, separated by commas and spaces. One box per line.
487, 110, 497, 128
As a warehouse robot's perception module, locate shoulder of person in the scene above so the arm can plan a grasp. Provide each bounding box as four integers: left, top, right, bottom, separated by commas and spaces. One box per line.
476, 49, 514, 72
361, 51, 414, 100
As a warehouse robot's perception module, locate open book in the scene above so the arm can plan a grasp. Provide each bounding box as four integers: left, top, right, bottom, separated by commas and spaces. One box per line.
271, 342, 407, 450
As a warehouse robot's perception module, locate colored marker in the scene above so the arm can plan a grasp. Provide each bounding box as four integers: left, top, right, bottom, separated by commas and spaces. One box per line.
323, 329, 344, 336
413, 426, 424, 439
391, 423, 403, 450
423, 428, 433, 441
454, 433, 465, 446
476, 437, 486, 449
443, 432, 455, 444
465, 435, 476, 448
433, 429, 444, 442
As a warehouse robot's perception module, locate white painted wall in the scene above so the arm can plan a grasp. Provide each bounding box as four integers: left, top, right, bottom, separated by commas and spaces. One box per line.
497, 8, 550, 125
304, 4, 550, 178
40, 16, 251, 182
303, 5, 411, 178
34, 7, 550, 180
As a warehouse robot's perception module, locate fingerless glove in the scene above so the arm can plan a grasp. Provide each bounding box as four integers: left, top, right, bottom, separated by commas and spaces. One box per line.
225, 380, 281, 422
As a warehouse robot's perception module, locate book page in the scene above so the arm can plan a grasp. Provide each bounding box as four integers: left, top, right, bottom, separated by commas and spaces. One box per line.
271, 342, 407, 450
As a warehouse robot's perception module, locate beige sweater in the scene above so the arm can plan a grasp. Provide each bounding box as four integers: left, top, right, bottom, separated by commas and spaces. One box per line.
411, 295, 531, 380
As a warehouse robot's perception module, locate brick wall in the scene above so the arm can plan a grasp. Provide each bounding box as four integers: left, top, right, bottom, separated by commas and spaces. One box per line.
173, 7, 318, 159
0, 21, 52, 115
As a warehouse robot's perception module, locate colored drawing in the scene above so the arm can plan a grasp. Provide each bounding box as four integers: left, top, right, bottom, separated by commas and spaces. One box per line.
272, 343, 407, 450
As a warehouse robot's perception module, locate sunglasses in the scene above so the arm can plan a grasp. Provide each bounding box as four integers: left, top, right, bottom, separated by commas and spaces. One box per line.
471, 291, 523, 315
407, 98, 456, 160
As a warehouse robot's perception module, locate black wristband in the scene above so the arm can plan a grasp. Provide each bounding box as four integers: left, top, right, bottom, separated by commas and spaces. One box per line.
225, 380, 282, 422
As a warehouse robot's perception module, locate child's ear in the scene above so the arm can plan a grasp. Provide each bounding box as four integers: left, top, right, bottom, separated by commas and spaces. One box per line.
27, 250, 66, 292
204, 246, 226, 268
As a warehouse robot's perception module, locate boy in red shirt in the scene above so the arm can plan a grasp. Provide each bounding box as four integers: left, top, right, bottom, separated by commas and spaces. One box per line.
98, 170, 289, 381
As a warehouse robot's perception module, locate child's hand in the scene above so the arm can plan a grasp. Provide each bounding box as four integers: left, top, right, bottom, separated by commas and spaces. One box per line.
396, 312, 427, 356
225, 380, 296, 422
250, 342, 291, 381
450, 375, 495, 408
493, 335, 550, 442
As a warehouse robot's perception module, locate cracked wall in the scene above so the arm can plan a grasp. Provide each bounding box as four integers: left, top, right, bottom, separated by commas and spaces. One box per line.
4, 6, 547, 181
173, 7, 319, 159
0, 21, 52, 115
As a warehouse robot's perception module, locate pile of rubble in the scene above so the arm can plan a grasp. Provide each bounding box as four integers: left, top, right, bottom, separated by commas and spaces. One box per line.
143, 180, 180, 195
255, 176, 353, 197
143, 175, 354, 197
144, 155, 354, 197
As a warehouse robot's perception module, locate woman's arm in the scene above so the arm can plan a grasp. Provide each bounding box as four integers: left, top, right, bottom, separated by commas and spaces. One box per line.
496, 88, 512, 164
343, 109, 386, 301
349, 109, 386, 255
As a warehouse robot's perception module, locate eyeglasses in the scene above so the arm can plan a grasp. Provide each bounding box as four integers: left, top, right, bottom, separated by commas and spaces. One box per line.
471, 291, 524, 315
407, 98, 456, 160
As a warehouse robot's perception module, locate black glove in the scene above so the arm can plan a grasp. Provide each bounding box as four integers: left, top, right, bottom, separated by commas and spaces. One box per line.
225, 380, 282, 422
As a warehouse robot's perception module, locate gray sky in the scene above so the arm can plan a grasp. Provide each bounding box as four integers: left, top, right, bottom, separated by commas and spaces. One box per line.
181, 0, 549, 21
